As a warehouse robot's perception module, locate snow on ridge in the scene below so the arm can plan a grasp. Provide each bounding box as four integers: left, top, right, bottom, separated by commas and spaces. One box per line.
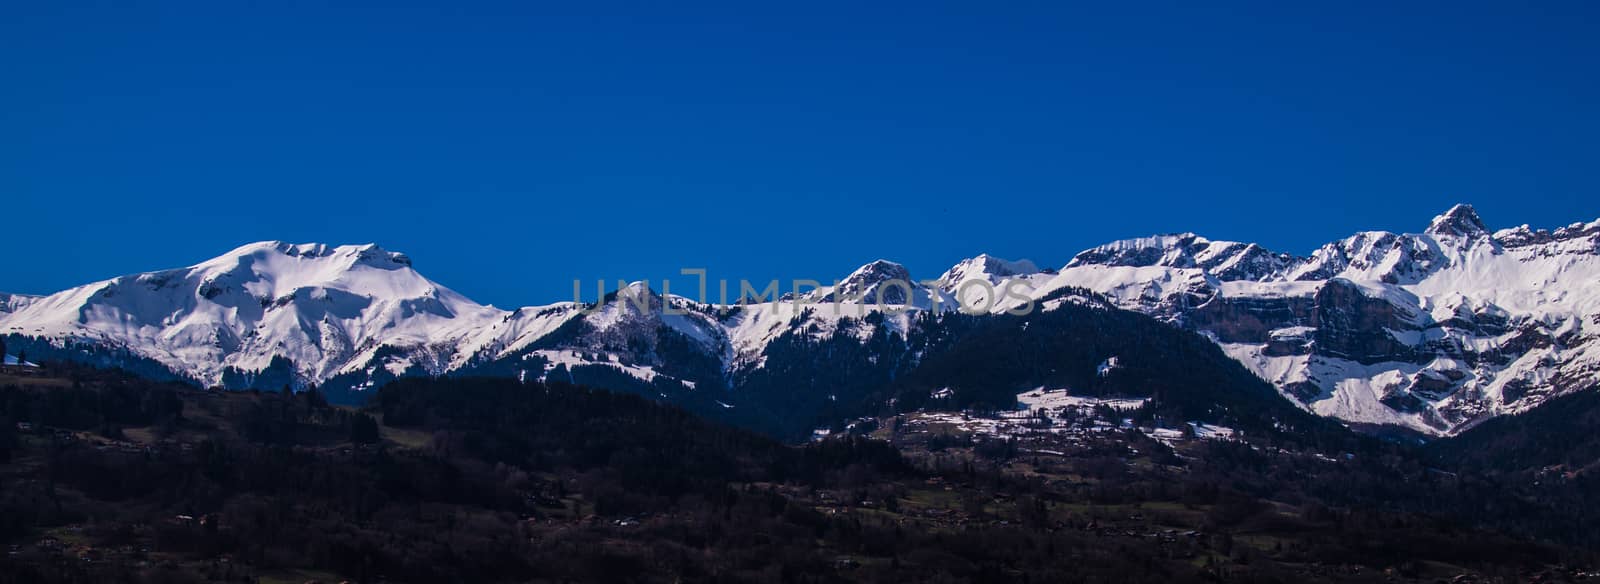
0, 240, 527, 387
4, 202, 1598, 439
1030, 205, 1600, 436
935, 254, 1047, 312
2, 248, 1045, 392
936, 254, 1041, 290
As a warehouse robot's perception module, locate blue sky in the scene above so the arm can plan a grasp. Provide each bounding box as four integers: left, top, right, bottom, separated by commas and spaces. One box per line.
3, 1, 1596, 308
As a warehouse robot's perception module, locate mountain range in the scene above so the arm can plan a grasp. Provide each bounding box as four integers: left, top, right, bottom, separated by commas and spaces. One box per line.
3, 204, 1596, 438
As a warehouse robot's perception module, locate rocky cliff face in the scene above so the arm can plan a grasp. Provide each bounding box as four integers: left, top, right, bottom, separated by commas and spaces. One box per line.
1027, 205, 1600, 435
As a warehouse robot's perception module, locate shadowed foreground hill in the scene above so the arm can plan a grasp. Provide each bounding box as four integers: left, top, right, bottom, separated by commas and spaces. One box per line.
0, 366, 1596, 583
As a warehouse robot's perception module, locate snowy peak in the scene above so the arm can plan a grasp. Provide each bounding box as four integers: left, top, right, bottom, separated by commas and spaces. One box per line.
608, 280, 662, 309
1068, 233, 1208, 269
844, 259, 912, 285
935, 254, 1047, 312
817, 260, 918, 304
936, 254, 1040, 292
199, 241, 418, 285
6, 202, 1599, 440
1198, 242, 1297, 282
1067, 233, 1294, 282
0, 241, 502, 388
218, 241, 411, 266
1061, 204, 1500, 286
1426, 204, 1490, 239
184, 241, 433, 304
1026, 204, 1600, 436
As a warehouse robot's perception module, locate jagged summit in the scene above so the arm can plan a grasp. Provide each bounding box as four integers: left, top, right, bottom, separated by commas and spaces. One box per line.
1067, 233, 1207, 269
1426, 203, 1490, 238
1067, 233, 1295, 282
1029, 204, 1600, 435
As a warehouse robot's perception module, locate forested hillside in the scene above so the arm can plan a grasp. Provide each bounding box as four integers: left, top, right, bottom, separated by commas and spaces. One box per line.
1, 364, 1597, 582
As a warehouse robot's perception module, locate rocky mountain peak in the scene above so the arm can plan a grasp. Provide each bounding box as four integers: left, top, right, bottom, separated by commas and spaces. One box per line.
1426, 204, 1490, 239
1067, 233, 1206, 269
814, 260, 917, 304
839, 260, 912, 288
936, 254, 1040, 292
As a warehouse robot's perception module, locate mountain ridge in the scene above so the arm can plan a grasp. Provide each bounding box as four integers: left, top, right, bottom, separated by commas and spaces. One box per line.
4, 205, 1597, 437
1021, 204, 1600, 435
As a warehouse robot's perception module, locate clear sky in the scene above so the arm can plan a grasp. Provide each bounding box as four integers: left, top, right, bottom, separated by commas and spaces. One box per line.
3, 1, 1596, 308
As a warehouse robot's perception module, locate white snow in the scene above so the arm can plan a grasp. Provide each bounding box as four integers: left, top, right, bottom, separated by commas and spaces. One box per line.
1031, 206, 1600, 435
1189, 422, 1237, 440
1096, 356, 1121, 377
2, 203, 1594, 439
3, 355, 37, 367
901, 388, 1222, 445
1016, 387, 1149, 412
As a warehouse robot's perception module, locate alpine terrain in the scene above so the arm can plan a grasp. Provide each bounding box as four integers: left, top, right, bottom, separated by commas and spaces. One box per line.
2, 205, 1597, 438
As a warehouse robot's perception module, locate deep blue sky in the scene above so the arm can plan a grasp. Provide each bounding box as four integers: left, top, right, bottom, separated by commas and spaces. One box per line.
4, 1, 1596, 308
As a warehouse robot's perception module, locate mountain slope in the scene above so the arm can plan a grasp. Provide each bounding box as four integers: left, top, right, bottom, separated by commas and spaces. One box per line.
1427, 387, 1600, 475
3, 204, 1595, 438
0, 242, 524, 390
1019, 205, 1600, 435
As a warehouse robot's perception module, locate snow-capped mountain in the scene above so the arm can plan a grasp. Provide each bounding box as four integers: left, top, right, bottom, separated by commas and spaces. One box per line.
934, 254, 1044, 309
0, 242, 515, 387
1020, 205, 1600, 435
454, 281, 730, 395
2, 204, 1595, 437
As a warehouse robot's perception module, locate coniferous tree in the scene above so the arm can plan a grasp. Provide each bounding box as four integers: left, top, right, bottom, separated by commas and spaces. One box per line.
303, 383, 327, 409
0, 414, 14, 463
350, 412, 380, 444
